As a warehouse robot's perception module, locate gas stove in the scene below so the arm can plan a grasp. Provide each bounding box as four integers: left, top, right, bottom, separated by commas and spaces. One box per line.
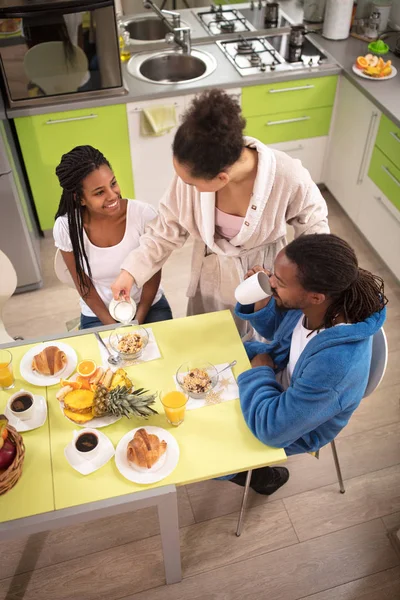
217, 33, 329, 77
195, 6, 256, 36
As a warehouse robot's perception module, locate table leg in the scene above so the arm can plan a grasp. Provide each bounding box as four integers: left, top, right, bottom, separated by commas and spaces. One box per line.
157, 487, 182, 584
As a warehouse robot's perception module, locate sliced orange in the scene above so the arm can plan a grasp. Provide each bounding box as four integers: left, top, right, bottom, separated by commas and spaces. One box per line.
60, 378, 82, 390
76, 360, 97, 378
76, 375, 92, 390
356, 56, 368, 70
377, 57, 385, 70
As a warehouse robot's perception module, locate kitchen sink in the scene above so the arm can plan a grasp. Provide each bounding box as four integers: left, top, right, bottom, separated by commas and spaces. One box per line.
127, 49, 217, 84
121, 15, 189, 42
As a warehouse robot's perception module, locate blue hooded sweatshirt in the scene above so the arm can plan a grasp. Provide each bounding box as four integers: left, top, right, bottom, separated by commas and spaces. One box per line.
235, 299, 386, 455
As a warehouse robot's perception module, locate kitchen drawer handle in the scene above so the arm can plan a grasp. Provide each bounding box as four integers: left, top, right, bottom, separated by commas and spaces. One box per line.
131, 103, 180, 113
268, 85, 315, 93
281, 144, 304, 153
374, 196, 400, 224
45, 114, 98, 125
382, 165, 400, 187
390, 131, 400, 144
357, 111, 378, 185
266, 116, 310, 126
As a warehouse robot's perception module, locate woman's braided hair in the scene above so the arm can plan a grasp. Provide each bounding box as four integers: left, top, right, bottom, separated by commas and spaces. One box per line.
55, 145, 112, 298
285, 233, 388, 328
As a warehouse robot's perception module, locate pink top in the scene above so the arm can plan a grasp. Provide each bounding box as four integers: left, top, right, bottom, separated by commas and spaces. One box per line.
215, 207, 244, 240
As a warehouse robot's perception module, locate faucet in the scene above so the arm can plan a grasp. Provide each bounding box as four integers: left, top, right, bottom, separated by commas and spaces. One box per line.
143, 0, 191, 54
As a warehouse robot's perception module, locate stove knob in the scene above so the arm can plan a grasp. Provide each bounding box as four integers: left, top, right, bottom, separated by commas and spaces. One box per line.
309, 58, 313, 66
260, 62, 266, 72
270, 64, 276, 71
250, 0, 255, 9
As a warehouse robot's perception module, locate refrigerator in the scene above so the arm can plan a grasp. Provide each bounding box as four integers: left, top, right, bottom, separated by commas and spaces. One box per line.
0, 96, 42, 292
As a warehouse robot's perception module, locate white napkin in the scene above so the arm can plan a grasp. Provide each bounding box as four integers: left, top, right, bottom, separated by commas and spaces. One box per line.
97, 328, 161, 370
174, 363, 239, 410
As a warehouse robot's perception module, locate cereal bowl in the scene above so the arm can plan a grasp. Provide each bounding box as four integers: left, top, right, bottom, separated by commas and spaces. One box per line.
176, 361, 218, 399
109, 327, 149, 360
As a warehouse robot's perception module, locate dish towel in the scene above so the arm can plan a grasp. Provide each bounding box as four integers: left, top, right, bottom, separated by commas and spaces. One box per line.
140, 105, 177, 136
173, 363, 239, 410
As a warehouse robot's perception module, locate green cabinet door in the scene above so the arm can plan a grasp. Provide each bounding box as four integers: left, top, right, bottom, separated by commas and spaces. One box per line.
15, 104, 134, 231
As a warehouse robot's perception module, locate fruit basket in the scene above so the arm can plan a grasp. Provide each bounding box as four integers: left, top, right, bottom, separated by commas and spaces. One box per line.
0, 425, 25, 495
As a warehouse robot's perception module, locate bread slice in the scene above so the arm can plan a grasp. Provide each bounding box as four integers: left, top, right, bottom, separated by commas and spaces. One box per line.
63, 408, 94, 424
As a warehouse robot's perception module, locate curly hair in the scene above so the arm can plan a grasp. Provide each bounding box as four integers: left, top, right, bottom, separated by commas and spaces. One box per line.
285, 234, 388, 328
55, 145, 112, 298
172, 89, 246, 179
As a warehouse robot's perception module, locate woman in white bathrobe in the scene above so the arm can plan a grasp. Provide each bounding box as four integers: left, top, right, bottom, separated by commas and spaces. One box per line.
112, 89, 329, 338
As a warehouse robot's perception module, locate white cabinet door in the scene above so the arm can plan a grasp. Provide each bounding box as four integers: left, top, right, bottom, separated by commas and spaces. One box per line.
269, 136, 328, 184
358, 176, 400, 279
127, 96, 186, 208
325, 76, 380, 222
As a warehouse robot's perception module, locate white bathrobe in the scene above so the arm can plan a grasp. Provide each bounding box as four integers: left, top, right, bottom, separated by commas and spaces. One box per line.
121, 137, 329, 337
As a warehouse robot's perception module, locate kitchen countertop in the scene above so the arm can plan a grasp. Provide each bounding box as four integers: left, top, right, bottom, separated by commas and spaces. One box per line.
5, 0, 400, 128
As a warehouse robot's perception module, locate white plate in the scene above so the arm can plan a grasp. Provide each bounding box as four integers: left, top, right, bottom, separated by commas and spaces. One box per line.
20, 341, 78, 387
59, 373, 121, 428
4, 395, 47, 432
64, 429, 115, 475
352, 64, 397, 81
115, 426, 179, 484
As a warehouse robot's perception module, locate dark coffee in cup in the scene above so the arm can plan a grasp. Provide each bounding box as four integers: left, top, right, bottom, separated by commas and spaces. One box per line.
75, 432, 98, 453
11, 394, 33, 413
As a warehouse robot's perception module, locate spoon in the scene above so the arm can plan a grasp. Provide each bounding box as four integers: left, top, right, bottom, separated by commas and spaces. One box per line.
216, 360, 237, 376
94, 332, 120, 367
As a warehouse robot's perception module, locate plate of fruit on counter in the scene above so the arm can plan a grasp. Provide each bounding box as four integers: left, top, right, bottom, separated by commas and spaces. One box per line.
20, 342, 78, 387
352, 54, 396, 80
56, 362, 158, 428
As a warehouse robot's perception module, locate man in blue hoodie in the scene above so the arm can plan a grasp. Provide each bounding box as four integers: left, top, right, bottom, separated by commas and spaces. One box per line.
228, 234, 387, 496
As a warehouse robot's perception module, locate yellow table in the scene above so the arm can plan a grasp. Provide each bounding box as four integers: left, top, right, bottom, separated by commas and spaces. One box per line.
0, 311, 286, 583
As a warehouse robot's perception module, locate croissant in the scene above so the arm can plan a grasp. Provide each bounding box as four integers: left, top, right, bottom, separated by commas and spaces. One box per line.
32, 346, 67, 376
127, 428, 167, 469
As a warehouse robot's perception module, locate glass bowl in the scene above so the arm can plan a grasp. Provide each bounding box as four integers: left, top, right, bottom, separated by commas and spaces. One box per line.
109, 326, 149, 360
176, 361, 218, 399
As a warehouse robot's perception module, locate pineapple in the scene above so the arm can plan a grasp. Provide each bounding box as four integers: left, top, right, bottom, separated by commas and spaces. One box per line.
107, 386, 158, 419
92, 384, 158, 419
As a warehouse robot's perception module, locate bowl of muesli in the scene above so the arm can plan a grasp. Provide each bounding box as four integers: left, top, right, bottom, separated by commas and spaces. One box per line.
109, 327, 149, 360
176, 362, 218, 399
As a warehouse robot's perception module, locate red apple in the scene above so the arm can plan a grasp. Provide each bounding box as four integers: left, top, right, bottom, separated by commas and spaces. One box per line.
0, 438, 16, 470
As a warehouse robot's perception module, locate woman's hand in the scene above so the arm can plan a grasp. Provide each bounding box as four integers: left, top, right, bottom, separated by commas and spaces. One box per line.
251, 353, 275, 369
111, 270, 135, 301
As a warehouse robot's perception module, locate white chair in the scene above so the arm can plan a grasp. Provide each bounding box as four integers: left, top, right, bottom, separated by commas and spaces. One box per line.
0, 250, 18, 344
54, 249, 80, 331
236, 328, 388, 537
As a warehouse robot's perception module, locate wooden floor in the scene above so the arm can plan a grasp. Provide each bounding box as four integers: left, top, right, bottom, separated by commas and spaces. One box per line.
1, 191, 400, 600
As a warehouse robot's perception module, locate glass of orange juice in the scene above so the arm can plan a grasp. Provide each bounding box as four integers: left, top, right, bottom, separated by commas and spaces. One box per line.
0, 349, 14, 390
160, 390, 188, 427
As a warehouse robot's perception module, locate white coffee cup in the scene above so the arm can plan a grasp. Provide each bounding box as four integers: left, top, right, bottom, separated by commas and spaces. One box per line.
73, 429, 100, 461
8, 390, 36, 421
235, 271, 272, 305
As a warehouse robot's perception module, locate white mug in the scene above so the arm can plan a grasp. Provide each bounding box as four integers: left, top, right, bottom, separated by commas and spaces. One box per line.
235, 271, 272, 305
73, 429, 100, 461
7, 389, 36, 421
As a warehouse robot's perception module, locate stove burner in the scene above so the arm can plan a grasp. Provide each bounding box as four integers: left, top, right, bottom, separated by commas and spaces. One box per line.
236, 39, 254, 54
220, 21, 236, 33
249, 52, 261, 66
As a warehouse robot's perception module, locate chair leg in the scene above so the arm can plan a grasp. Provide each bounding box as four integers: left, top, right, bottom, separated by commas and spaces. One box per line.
236, 470, 252, 537
331, 440, 345, 494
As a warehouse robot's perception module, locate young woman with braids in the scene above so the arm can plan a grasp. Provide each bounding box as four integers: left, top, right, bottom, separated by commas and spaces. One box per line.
112, 89, 329, 339
220, 234, 387, 496
53, 145, 172, 329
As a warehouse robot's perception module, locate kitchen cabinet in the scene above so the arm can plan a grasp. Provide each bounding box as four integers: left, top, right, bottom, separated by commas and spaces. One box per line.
269, 136, 328, 183
358, 176, 400, 280
127, 89, 241, 208
325, 76, 380, 222
368, 113, 400, 212
14, 104, 134, 231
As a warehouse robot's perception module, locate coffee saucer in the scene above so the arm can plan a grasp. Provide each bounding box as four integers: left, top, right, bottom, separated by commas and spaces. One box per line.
4, 395, 47, 432
64, 429, 115, 476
